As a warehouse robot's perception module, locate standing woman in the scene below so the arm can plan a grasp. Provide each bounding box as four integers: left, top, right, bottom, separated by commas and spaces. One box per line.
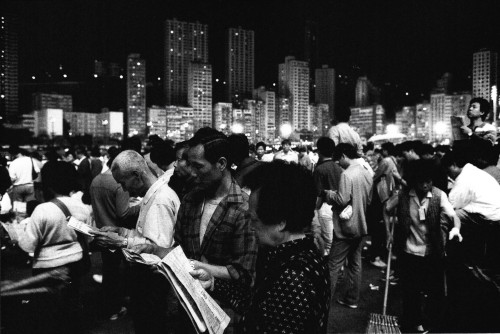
17, 161, 92, 333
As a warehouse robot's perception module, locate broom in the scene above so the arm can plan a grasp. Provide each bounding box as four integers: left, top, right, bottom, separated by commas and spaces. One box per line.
366, 214, 401, 334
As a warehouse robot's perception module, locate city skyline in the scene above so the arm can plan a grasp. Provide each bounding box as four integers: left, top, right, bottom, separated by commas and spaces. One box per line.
7, 0, 500, 101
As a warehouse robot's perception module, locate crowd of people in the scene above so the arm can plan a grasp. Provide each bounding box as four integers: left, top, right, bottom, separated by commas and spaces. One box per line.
0, 97, 499, 333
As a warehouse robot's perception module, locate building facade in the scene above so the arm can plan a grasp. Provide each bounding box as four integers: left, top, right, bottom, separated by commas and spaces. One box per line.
415, 102, 430, 142
0, 13, 19, 121
350, 104, 384, 138
35, 108, 63, 137
473, 49, 498, 102
213, 102, 233, 135
126, 53, 146, 136
226, 27, 254, 105
429, 92, 471, 142
315, 65, 335, 121
278, 56, 310, 131
148, 106, 167, 138
32, 93, 73, 114
165, 19, 208, 105
395, 106, 416, 138
188, 62, 212, 129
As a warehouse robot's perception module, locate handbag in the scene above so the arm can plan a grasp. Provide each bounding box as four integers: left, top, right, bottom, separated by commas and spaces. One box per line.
50, 198, 91, 273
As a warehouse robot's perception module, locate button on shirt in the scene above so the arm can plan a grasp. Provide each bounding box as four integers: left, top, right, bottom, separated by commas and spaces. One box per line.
449, 163, 500, 221
123, 176, 180, 248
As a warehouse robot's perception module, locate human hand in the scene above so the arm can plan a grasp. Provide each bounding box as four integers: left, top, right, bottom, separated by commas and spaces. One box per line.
386, 233, 394, 249
448, 227, 463, 242
460, 126, 472, 135
190, 268, 213, 290
92, 231, 124, 248
130, 243, 172, 258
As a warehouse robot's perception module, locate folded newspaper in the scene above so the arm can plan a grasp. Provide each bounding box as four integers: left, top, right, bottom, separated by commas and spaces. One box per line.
122, 246, 230, 334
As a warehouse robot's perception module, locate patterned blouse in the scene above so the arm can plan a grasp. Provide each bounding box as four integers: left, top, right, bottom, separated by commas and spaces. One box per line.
212, 236, 330, 333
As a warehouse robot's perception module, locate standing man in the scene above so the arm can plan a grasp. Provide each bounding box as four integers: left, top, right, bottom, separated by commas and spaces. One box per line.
313, 137, 343, 256
460, 97, 497, 146
89, 147, 140, 320
274, 139, 299, 164
325, 143, 373, 309
328, 110, 363, 155
93, 150, 180, 333
134, 129, 258, 333
8, 146, 39, 203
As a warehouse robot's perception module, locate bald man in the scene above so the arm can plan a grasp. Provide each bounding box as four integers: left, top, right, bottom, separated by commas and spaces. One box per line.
93, 150, 181, 333
93, 150, 180, 249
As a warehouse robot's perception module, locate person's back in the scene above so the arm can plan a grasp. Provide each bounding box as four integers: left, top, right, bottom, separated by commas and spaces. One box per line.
329, 122, 363, 154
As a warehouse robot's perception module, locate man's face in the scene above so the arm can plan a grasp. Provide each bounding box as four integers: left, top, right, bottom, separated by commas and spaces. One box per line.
416, 179, 432, 195
187, 144, 224, 192
283, 143, 291, 153
256, 146, 265, 158
112, 169, 146, 197
174, 147, 192, 178
468, 102, 484, 119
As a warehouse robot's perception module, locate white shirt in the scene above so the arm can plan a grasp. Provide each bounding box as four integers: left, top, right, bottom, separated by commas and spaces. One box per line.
9, 156, 40, 185
328, 122, 363, 155
123, 176, 180, 248
449, 163, 500, 221
274, 150, 299, 164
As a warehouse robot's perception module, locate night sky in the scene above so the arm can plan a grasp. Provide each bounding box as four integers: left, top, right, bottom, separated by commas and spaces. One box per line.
10, 0, 500, 104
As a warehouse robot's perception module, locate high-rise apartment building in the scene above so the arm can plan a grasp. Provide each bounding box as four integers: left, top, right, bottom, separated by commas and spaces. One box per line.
304, 21, 318, 101
148, 106, 167, 138
1, 13, 19, 121
473, 49, 498, 102
355, 76, 371, 107
277, 97, 291, 129
350, 105, 384, 138
32, 93, 73, 114
96, 111, 123, 138
213, 102, 233, 135
415, 102, 430, 142
429, 92, 471, 141
315, 65, 335, 121
188, 62, 212, 129
165, 19, 208, 105
226, 27, 254, 105
165, 105, 195, 142
126, 54, 146, 136
253, 87, 276, 143
395, 106, 416, 138
34, 108, 63, 137
278, 56, 309, 131
64, 111, 97, 136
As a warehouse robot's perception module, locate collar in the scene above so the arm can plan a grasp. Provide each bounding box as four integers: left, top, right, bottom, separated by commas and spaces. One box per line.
266, 236, 314, 263
142, 177, 168, 205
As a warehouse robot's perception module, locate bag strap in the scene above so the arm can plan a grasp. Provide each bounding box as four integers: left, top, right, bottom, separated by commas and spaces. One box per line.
51, 198, 72, 221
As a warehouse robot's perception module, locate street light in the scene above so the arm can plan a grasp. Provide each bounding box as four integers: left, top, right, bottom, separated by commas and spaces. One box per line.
280, 123, 293, 138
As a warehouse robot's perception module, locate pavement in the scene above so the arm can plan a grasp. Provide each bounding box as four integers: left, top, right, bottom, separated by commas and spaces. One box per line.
2, 240, 405, 334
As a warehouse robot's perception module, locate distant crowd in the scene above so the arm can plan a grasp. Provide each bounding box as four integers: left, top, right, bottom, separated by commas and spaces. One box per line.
0, 96, 499, 333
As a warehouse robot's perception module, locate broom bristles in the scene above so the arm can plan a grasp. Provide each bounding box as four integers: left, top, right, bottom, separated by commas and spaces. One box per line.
366, 313, 401, 334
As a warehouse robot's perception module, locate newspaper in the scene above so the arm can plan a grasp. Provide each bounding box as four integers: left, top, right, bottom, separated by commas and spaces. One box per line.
451, 116, 467, 141
121, 247, 230, 334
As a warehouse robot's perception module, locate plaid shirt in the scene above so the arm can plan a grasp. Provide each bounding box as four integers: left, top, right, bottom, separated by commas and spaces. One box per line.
174, 178, 258, 289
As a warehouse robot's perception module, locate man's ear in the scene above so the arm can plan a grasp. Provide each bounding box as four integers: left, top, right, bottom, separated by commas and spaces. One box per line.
131, 170, 141, 179
277, 220, 287, 232
217, 157, 228, 171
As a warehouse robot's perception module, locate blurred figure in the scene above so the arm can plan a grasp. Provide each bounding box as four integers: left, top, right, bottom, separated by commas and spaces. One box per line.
150, 140, 177, 183
8, 146, 39, 203
297, 146, 313, 171
143, 135, 164, 178
255, 142, 273, 162
17, 161, 92, 333
274, 139, 298, 164
229, 134, 262, 193
168, 141, 195, 199
328, 109, 363, 155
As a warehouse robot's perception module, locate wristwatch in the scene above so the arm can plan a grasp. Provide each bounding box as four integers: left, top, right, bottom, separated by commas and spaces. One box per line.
121, 238, 128, 248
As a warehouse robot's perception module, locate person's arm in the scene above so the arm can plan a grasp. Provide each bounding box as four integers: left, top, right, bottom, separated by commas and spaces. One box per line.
439, 191, 462, 241
326, 173, 352, 207
115, 185, 140, 227
8, 162, 18, 183
17, 206, 46, 254
224, 210, 258, 287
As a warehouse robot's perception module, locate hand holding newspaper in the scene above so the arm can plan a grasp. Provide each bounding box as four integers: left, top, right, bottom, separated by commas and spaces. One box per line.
121, 246, 230, 334
67, 217, 97, 236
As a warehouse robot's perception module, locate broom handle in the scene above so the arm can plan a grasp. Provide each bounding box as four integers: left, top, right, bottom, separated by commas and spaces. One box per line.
382, 215, 395, 316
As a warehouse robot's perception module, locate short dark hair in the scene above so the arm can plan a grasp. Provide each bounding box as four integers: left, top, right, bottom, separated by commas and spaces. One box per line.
150, 141, 176, 167
441, 147, 469, 169
296, 145, 307, 153
228, 133, 249, 166
381, 142, 395, 155
404, 159, 435, 188
189, 128, 229, 165
418, 144, 435, 157
106, 146, 120, 167
470, 97, 491, 121
333, 143, 359, 160
256, 142, 266, 150
336, 109, 352, 123
249, 161, 316, 233
41, 161, 80, 198
316, 137, 335, 157
281, 139, 291, 146
399, 140, 423, 154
